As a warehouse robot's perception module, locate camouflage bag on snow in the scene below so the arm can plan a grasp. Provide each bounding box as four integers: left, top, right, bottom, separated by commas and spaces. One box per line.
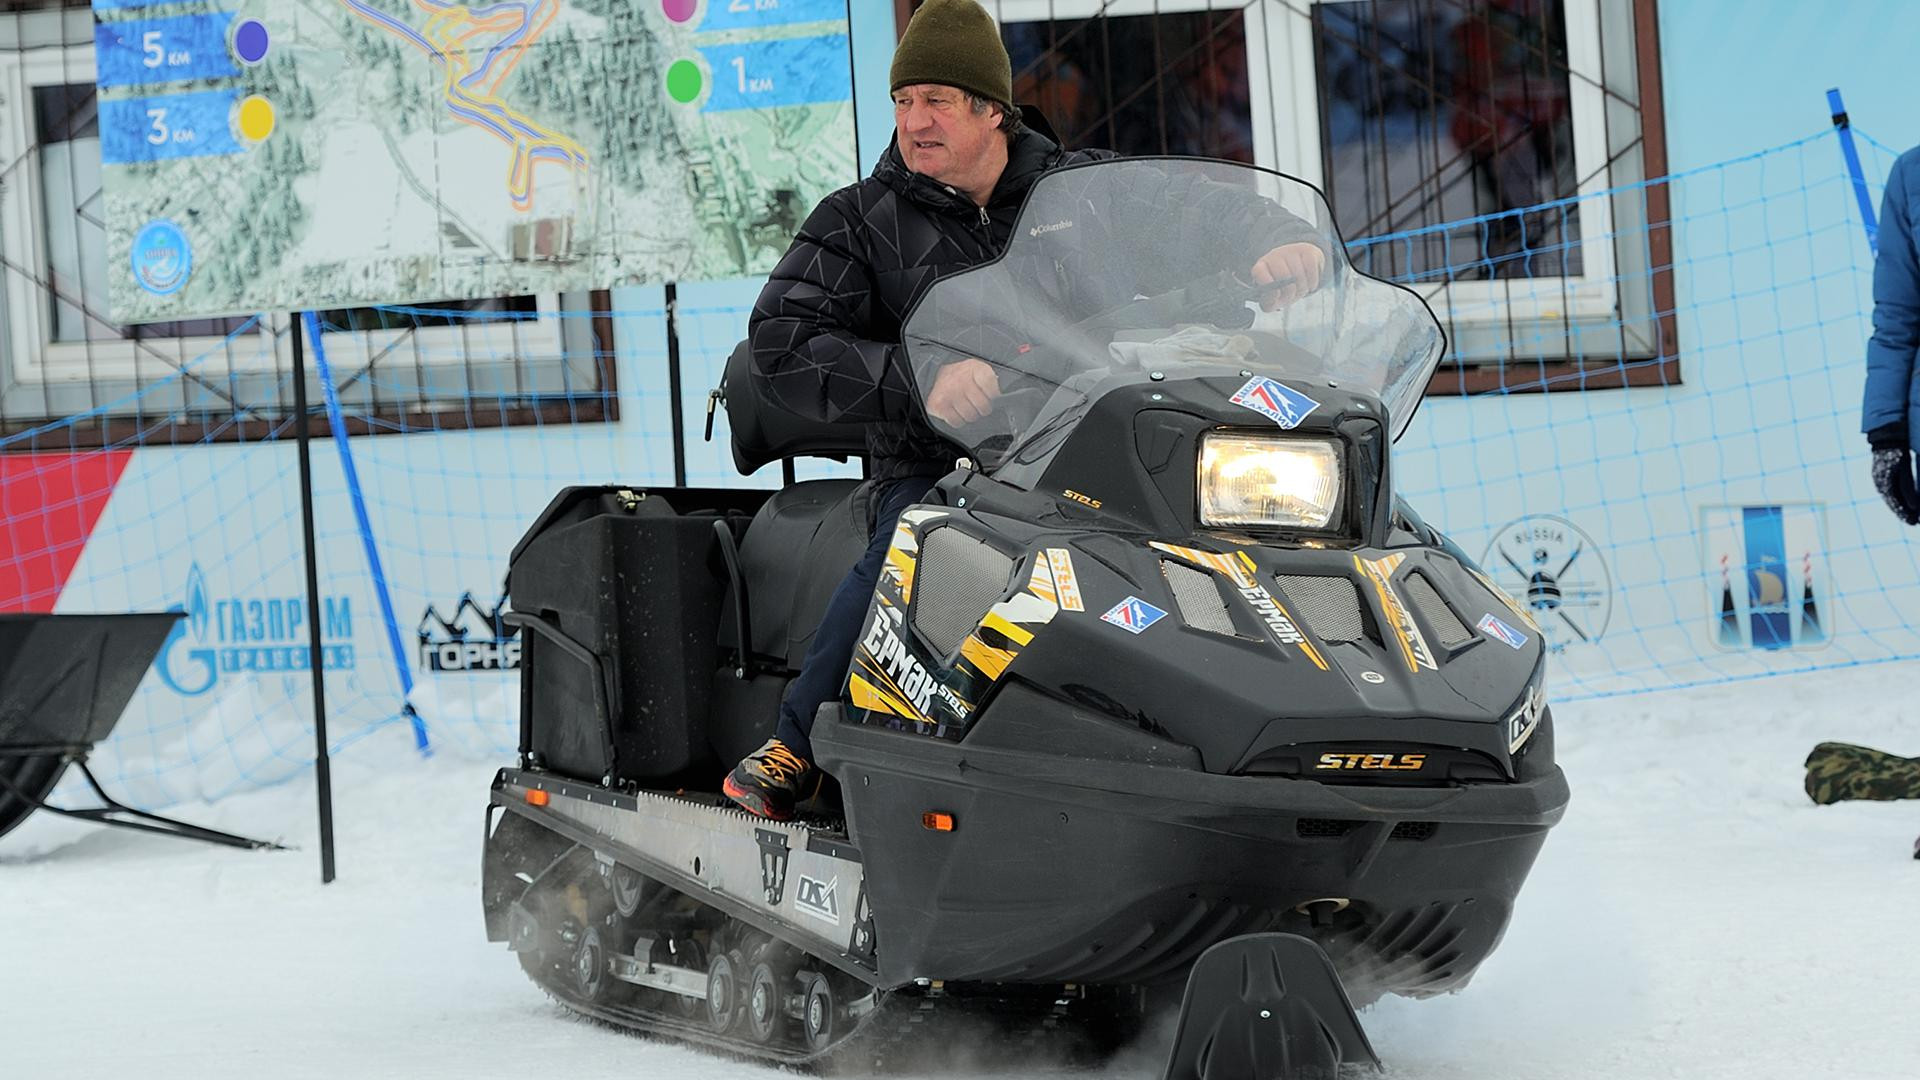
1803, 742, 1920, 804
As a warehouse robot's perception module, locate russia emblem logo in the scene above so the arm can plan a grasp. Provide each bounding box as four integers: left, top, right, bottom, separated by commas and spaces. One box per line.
1229, 375, 1320, 429
1100, 596, 1168, 635
1477, 612, 1529, 650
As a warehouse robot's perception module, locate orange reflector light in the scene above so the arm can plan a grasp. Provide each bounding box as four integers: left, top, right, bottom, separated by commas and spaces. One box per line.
921, 811, 955, 832
525, 789, 549, 807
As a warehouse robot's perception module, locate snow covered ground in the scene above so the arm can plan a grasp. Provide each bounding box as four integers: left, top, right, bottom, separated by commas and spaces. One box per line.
4, 663, 1918, 1080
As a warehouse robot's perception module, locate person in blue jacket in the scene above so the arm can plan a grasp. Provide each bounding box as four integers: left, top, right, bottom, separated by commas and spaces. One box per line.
1867, 148, 1920, 524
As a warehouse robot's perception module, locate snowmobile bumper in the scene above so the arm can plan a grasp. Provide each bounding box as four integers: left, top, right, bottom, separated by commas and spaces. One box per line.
813, 703, 1568, 997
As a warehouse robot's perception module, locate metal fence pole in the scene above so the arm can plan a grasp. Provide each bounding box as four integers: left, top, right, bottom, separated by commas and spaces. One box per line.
290, 314, 337, 884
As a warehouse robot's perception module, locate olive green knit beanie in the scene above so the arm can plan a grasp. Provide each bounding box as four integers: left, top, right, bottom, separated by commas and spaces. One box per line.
889, 0, 1014, 110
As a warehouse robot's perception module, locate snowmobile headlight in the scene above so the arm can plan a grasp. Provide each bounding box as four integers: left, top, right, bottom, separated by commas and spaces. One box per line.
1198, 433, 1342, 530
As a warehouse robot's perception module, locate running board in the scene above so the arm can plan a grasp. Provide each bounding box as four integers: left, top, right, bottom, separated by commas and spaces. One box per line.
492, 769, 877, 983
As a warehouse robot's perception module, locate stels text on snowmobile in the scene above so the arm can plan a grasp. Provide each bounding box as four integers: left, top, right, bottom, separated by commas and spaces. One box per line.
481, 158, 1569, 1078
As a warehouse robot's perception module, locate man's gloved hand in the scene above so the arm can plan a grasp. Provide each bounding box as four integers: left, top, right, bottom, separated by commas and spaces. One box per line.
1869, 423, 1920, 526
1250, 243, 1326, 310
926, 357, 1001, 425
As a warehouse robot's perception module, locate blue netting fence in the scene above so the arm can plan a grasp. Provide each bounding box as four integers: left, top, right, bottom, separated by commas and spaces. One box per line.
3, 124, 1911, 809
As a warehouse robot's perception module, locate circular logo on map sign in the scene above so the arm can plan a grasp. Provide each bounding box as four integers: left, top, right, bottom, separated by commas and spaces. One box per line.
1480, 514, 1613, 654
130, 219, 192, 296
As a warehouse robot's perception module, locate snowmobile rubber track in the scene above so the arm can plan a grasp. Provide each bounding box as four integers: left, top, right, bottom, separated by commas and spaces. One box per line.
517, 951, 1118, 1073
490, 769, 878, 980
517, 955, 893, 1070
488, 769, 1136, 1072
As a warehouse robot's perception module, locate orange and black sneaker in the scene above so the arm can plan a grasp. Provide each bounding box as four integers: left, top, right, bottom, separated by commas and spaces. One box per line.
723, 738, 817, 821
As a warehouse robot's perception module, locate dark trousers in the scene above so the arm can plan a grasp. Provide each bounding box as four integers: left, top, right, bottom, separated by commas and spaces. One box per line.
773, 476, 937, 762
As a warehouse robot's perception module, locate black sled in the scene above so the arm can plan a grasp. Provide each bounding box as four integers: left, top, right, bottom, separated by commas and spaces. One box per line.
482, 159, 1569, 1077
0, 612, 279, 849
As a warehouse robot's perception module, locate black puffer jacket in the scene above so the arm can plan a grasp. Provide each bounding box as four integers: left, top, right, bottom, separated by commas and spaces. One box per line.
749, 128, 1328, 482
749, 126, 1110, 481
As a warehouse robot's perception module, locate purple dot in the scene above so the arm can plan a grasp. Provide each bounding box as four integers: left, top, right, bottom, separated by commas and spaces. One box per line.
661, 0, 698, 23
233, 20, 270, 65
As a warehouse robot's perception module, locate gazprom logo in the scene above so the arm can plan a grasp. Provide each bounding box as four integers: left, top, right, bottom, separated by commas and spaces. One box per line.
186, 563, 210, 642
157, 562, 355, 696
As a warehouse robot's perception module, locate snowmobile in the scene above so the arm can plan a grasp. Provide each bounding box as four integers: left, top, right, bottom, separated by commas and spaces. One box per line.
481, 158, 1569, 1078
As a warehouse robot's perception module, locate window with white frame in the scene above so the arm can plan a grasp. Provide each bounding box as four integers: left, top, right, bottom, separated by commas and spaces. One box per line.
972, 0, 1677, 392
0, 4, 615, 443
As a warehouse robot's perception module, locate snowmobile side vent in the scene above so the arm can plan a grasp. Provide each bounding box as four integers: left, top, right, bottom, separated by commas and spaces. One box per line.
1160, 560, 1237, 635
913, 527, 1017, 658
1295, 817, 1361, 839
1389, 821, 1437, 842
1401, 572, 1474, 649
1272, 575, 1366, 643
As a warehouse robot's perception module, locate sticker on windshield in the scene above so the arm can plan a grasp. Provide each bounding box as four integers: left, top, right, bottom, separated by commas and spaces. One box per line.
1230, 376, 1320, 430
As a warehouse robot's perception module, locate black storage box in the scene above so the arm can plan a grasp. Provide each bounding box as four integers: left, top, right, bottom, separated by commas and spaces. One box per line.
506, 486, 765, 784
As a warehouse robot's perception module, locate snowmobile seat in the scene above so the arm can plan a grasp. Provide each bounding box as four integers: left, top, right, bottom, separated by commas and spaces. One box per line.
720, 337, 869, 476
703, 338, 880, 767
708, 478, 872, 766
719, 479, 872, 669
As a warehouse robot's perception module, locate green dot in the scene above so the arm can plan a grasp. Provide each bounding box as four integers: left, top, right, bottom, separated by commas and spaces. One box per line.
666, 60, 702, 104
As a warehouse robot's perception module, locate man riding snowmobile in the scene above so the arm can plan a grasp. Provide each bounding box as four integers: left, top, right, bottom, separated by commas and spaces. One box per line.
725, 0, 1328, 818
486, 149, 1567, 1076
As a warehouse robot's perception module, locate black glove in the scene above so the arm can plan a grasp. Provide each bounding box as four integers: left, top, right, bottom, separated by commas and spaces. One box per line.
1869, 423, 1920, 526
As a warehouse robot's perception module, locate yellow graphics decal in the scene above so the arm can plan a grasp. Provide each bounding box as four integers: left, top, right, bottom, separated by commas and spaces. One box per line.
949, 590, 1057, 691
1150, 543, 1328, 670
854, 605, 970, 723
1027, 557, 1059, 608
881, 526, 919, 604
848, 671, 921, 720
1044, 548, 1085, 611
1355, 553, 1437, 673
1315, 752, 1429, 771
884, 542, 917, 605
846, 516, 1053, 741
1027, 548, 1085, 612
958, 635, 1016, 680
1150, 542, 1243, 579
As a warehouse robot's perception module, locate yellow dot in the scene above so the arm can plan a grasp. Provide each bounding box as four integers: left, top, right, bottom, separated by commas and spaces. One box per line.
236, 95, 276, 143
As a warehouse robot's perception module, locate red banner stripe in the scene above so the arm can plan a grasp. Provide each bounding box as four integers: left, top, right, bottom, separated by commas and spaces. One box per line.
1, 449, 136, 613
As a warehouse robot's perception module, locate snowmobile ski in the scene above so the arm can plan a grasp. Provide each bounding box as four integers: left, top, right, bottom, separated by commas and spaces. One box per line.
1161, 934, 1378, 1080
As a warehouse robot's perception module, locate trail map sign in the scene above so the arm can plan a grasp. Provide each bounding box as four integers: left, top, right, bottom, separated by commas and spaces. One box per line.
91, 0, 858, 322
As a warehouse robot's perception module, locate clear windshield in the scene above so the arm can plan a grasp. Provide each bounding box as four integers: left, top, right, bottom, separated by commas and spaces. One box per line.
901, 158, 1445, 473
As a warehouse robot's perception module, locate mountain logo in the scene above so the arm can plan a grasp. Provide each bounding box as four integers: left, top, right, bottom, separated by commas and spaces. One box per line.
417, 593, 520, 672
